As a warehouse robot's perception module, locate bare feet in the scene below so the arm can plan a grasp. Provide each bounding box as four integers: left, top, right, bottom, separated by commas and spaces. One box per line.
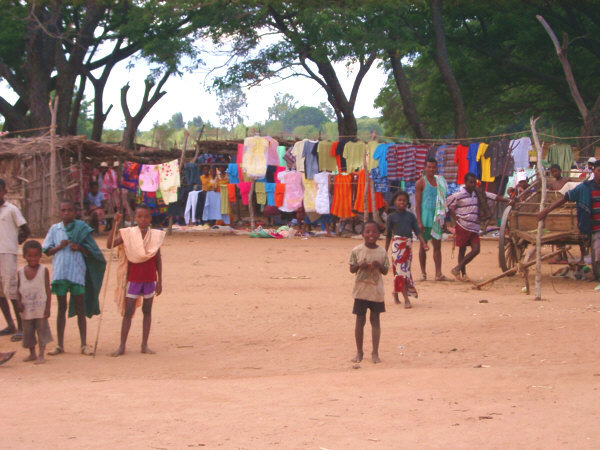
34, 357, 46, 365
372, 353, 381, 364
81, 345, 94, 356
351, 352, 363, 363
393, 293, 401, 305
451, 266, 462, 280
23, 354, 37, 362
141, 346, 155, 354
435, 274, 453, 282
404, 299, 412, 309
48, 346, 64, 356
111, 346, 125, 357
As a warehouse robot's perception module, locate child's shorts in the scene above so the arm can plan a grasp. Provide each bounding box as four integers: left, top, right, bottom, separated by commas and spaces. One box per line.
51, 280, 85, 296
353, 298, 386, 315
126, 282, 156, 299
22, 318, 53, 349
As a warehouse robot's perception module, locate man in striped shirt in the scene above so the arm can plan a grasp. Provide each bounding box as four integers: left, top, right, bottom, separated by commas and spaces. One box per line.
447, 172, 511, 280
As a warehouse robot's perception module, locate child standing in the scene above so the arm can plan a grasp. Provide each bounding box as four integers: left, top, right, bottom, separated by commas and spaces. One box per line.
107, 206, 165, 356
385, 191, 429, 309
16, 241, 52, 364
349, 221, 389, 364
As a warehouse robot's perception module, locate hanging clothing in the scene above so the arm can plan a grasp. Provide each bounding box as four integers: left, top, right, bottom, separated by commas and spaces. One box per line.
255, 182, 267, 205
265, 182, 276, 206
242, 136, 268, 179
317, 140, 337, 172
157, 160, 180, 204
475, 143, 494, 182
313, 171, 331, 215
343, 141, 366, 173
202, 191, 230, 224
283, 146, 296, 169
226, 163, 239, 184
184, 190, 200, 224
547, 143, 574, 173
336, 140, 349, 172
467, 143, 480, 178
227, 184, 237, 204
291, 140, 307, 172
302, 176, 318, 213
277, 145, 287, 167
330, 141, 341, 172
274, 183, 285, 207
265, 136, 280, 166
138, 165, 160, 192
121, 161, 141, 192
302, 140, 320, 179
485, 140, 514, 178
353, 169, 386, 213
390, 236, 418, 298
330, 174, 354, 218
511, 137, 532, 170
237, 182, 251, 205
366, 141, 379, 171
370, 168, 388, 193
184, 162, 200, 185
373, 143, 391, 177
277, 170, 303, 212
454, 144, 469, 185
441, 145, 458, 183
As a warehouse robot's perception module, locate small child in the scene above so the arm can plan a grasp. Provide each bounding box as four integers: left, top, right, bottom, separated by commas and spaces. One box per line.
16, 241, 52, 364
349, 220, 389, 364
107, 206, 165, 356
385, 191, 429, 308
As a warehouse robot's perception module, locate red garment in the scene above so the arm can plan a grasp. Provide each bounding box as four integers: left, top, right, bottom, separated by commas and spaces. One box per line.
274, 166, 285, 183
330, 174, 354, 218
238, 182, 251, 205
353, 169, 386, 213
274, 183, 285, 207
128, 255, 157, 282
227, 184, 237, 203
454, 144, 470, 185
454, 223, 480, 248
330, 141, 341, 173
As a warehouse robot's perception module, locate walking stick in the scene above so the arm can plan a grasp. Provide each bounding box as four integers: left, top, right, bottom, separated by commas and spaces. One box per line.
92, 218, 121, 358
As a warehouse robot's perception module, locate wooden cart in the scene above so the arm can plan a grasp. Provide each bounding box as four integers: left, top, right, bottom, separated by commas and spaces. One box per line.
498, 178, 592, 275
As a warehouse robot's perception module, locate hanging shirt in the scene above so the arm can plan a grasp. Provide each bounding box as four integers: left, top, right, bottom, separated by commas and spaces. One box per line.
202, 191, 230, 224
485, 140, 514, 177
291, 140, 307, 172
454, 144, 469, 185
366, 141, 379, 171
441, 145, 458, 183
317, 141, 337, 172
277, 170, 303, 212
547, 143, 574, 173
373, 143, 391, 177
370, 168, 388, 193
121, 161, 141, 192
302, 175, 318, 212
242, 136, 268, 178
511, 137, 532, 170
343, 141, 366, 173
302, 140, 320, 179
158, 160, 180, 204
277, 145, 287, 167
313, 171, 331, 215
265, 136, 280, 166
467, 143, 480, 178
476, 143, 495, 182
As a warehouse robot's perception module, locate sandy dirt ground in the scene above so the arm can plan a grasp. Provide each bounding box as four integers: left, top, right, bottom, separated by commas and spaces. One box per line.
2, 233, 600, 449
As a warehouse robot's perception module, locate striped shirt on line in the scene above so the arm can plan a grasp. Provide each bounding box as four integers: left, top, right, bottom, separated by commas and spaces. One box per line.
447, 187, 497, 233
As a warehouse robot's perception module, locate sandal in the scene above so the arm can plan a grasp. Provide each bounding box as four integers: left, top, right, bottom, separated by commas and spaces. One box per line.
81, 345, 94, 356
0, 327, 15, 336
419, 273, 427, 281
48, 346, 64, 356
0, 351, 15, 366
10, 333, 22, 342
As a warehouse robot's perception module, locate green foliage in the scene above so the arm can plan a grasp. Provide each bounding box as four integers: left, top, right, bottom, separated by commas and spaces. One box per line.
268, 93, 298, 121
169, 112, 185, 130
282, 106, 327, 133
217, 85, 247, 130
187, 116, 203, 128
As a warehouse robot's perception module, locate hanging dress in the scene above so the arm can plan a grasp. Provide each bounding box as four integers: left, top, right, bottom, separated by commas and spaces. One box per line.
353, 169, 386, 213
330, 174, 354, 218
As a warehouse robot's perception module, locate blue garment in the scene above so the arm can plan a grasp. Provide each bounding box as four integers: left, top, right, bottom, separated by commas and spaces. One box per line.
303, 141, 319, 179
265, 182, 276, 206
227, 164, 239, 184
421, 178, 437, 227
373, 143, 391, 177
42, 222, 86, 285
467, 143, 480, 177
184, 163, 200, 185
86, 192, 105, 207
564, 180, 595, 234
370, 168, 388, 193
202, 191, 230, 224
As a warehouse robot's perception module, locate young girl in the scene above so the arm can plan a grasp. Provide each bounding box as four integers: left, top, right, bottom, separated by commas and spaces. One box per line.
385, 191, 429, 308
17, 240, 52, 364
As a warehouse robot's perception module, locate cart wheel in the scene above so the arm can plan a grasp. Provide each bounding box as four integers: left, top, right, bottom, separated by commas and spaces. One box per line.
498, 205, 520, 274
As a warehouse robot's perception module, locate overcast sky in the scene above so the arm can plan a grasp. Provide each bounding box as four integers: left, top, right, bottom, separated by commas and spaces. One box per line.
0, 41, 389, 132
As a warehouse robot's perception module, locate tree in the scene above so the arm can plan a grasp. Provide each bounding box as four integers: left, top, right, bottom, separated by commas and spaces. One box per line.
282, 106, 327, 133
318, 102, 336, 122
170, 112, 185, 130
187, 116, 203, 128
268, 93, 297, 121
217, 85, 247, 130
203, 1, 378, 137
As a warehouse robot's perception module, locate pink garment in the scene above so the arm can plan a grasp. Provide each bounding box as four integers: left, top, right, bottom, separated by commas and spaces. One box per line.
266, 136, 280, 166
277, 170, 303, 212
139, 165, 160, 192
238, 182, 251, 205
274, 166, 286, 183
102, 169, 119, 195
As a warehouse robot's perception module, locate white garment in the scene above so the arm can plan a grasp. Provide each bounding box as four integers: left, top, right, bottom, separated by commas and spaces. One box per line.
0, 201, 27, 254
291, 139, 308, 172
18, 266, 47, 320
184, 191, 201, 224
511, 137, 532, 170
313, 171, 331, 215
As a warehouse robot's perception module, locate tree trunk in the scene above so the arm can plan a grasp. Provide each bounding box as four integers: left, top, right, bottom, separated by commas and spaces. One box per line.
68, 74, 87, 135
121, 121, 141, 150
389, 51, 432, 140
429, 0, 467, 139
579, 95, 600, 155
336, 112, 358, 138
91, 80, 113, 141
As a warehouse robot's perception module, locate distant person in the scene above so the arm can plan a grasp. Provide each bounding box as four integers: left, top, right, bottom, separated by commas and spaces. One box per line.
16, 241, 52, 364
349, 221, 389, 364
448, 173, 512, 281
43, 201, 106, 356
385, 191, 429, 308
0, 178, 31, 343
84, 181, 106, 235
548, 164, 568, 191
200, 165, 216, 192
415, 157, 449, 281
107, 206, 165, 357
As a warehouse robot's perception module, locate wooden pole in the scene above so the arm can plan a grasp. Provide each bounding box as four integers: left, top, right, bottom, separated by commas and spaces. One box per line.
248, 180, 255, 230
531, 116, 546, 300
49, 96, 59, 224
362, 145, 369, 222
77, 148, 85, 214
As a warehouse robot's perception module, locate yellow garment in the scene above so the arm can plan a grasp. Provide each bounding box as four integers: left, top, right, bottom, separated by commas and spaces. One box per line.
200, 174, 216, 191
242, 136, 268, 178
255, 182, 266, 205
366, 141, 379, 171
302, 175, 318, 213
220, 188, 230, 215
157, 159, 180, 204
317, 140, 337, 172
114, 226, 166, 317
292, 140, 306, 172
476, 143, 495, 182
216, 175, 228, 193
343, 141, 366, 172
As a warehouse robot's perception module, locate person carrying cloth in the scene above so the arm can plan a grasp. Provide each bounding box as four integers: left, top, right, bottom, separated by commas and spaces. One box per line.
107, 206, 165, 356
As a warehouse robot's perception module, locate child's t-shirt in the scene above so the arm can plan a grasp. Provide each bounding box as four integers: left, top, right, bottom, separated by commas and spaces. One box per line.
349, 244, 389, 303
18, 265, 48, 320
